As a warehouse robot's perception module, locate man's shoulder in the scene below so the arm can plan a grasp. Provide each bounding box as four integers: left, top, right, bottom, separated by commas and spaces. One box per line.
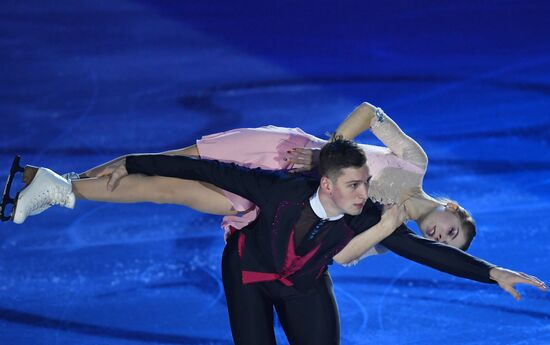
268, 172, 319, 199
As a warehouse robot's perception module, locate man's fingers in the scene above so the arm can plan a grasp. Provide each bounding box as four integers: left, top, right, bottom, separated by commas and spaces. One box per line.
96, 166, 118, 178
96, 170, 111, 178
502, 283, 521, 301
107, 169, 123, 191
517, 273, 548, 290
106, 174, 117, 191
516, 272, 543, 285
522, 273, 546, 287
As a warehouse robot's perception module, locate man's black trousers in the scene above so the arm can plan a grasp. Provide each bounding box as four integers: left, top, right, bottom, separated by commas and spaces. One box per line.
222, 233, 340, 345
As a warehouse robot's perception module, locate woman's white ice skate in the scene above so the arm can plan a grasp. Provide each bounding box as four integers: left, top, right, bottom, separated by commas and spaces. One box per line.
11, 167, 75, 224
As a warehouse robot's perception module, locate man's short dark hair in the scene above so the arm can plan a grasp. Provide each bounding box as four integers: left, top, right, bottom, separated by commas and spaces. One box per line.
319, 138, 366, 181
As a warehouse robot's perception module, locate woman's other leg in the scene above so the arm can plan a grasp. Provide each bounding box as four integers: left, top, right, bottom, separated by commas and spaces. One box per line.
46, 144, 236, 215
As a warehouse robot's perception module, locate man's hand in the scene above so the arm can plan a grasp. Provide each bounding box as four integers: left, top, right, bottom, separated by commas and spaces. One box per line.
489, 267, 547, 300
102, 158, 128, 191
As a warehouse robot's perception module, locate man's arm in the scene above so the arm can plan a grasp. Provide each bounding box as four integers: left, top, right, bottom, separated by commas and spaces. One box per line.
381, 225, 548, 299
346, 204, 495, 283
114, 154, 285, 208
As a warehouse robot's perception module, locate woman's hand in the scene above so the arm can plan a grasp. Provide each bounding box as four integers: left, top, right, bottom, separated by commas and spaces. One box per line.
489, 267, 547, 300
380, 203, 408, 234
285, 148, 320, 172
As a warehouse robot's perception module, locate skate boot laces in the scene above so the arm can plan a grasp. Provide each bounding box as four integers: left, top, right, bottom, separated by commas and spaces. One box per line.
26, 183, 72, 214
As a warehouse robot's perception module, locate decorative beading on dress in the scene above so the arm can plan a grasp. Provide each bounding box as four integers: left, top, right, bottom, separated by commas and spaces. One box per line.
364, 107, 427, 205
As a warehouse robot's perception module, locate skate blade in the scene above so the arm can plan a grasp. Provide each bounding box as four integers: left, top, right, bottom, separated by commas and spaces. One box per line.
1, 156, 25, 222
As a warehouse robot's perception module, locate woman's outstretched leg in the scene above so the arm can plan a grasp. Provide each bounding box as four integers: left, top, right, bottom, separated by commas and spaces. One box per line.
15, 144, 238, 222
73, 175, 237, 216
71, 144, 236, 215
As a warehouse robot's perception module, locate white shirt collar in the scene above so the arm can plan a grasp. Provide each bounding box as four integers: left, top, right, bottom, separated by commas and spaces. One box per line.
309, 188, 345, 221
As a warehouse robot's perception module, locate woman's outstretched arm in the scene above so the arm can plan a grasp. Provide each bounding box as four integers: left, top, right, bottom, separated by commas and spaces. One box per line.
288, 102, 427, 171
286, 102, 376, 170
336, 102, 428, 169
332, 102, 375, 140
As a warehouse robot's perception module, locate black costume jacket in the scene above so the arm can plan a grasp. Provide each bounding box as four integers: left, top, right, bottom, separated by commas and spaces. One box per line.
126, 155, 496, 291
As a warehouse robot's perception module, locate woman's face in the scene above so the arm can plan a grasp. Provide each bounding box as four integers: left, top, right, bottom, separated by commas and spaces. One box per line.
418, 207, 467, 249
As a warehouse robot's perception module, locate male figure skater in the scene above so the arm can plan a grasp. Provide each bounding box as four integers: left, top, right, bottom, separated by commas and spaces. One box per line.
106, 139, 545, 344
8, 139, 547, 345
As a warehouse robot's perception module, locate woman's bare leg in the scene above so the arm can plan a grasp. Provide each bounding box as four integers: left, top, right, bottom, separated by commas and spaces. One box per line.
73, 175, 237, 216
23, 144, 238, 216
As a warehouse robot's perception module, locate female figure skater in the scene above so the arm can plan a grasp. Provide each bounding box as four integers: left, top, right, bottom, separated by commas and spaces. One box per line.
17, 102, 476, 265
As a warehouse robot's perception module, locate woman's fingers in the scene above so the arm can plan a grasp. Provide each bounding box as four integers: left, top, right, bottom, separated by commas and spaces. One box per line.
287, 157, 311, 165
285, 149, 315, 171
289, 166, 310, 173
286, 149, 312, 164
381, 204, 395, 214
379, 204, 407, 231
285, 148, 321, 172
291, 148, 312, 154
382, 204, 407, 223
396, 204, 408, 223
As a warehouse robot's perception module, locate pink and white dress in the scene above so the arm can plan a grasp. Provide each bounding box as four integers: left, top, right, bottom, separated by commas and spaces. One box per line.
196, 110, 428, 254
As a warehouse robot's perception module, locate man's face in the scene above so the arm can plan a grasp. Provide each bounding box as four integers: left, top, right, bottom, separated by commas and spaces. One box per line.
327, 166, 371, 216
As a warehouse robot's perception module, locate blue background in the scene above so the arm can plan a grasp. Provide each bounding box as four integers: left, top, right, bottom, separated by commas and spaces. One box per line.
1, 1, 549, 344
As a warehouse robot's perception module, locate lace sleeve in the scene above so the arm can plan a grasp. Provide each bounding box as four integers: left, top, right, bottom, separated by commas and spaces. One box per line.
370, 108, 428, 171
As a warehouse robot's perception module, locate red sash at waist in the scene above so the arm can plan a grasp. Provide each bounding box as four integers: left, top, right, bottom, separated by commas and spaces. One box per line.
238, 229, 320, 287
242, 271, 293, 286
